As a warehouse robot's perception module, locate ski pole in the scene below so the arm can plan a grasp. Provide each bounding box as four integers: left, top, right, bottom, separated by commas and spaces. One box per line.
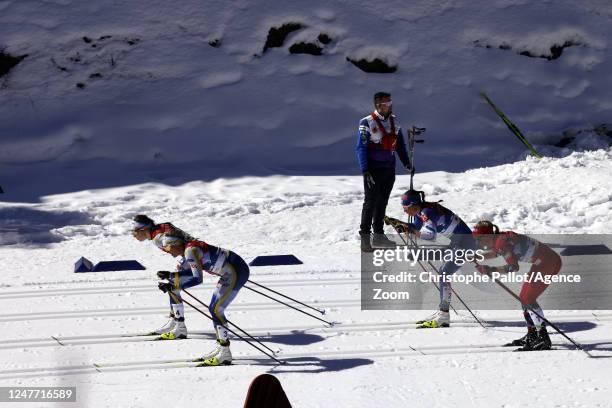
408, 236, 487, 328
181, 289, 277, 356
202, 268, 325, 315
400, 234, 478, 322
244, 279, 326, 316
241, 283, 333, 326
205, 270, 332, 325
407, 126, 425, 190
420, 253, 487, 329
392, 224, 479, 324
386, 220, 456, 315
401, 225, 484, 325
167, 291, 285, 364
473, 262, 591, 356
392, 226, 448, 307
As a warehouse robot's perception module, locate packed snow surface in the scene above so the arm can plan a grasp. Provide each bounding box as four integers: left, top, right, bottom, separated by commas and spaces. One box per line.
0, 149, 610, 407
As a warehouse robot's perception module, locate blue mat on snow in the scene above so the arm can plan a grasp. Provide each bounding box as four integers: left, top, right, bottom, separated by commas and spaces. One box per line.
249, 255, 303, 266
74, 257, 146, 273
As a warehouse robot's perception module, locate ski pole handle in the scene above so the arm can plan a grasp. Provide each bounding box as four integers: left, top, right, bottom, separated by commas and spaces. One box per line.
409, 126, 427, 135
470, 261, 590, 355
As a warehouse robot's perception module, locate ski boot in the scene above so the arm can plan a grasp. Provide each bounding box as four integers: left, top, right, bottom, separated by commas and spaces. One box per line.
198, 340, 232, 366
515, 327, 551, 351
360, 234, 373, 252
148, 313, 176, 335
158, 318, 187, 340
416, 311, 439, 325
417, 311, 450, 328
371, 233, 397, 249
504, 330, 533, 347
534, 326, 552, 350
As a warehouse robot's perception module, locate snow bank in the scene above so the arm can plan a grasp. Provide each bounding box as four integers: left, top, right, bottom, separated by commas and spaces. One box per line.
2, 0, 612, 201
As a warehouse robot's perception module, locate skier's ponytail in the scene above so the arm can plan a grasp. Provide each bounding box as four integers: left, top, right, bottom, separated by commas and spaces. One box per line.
473, 220, 499, 236
420, 200, 445, 214
162, 223, 196, 243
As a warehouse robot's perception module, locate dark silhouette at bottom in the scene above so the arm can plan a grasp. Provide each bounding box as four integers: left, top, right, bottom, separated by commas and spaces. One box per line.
244, 374, 292, 408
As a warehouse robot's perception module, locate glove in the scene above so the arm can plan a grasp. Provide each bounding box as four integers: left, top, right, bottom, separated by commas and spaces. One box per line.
476, 265, 492, 275
384, 216, 399, 228
363, 171, 375, 189
158, 281, 173, 293
406, 164, 416, 173
157, 271, 171, 280
397, 224, 411, 234
384, 216, 410, 233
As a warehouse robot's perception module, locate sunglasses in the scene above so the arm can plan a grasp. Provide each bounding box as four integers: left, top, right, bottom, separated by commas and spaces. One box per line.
378, 101, 392, 107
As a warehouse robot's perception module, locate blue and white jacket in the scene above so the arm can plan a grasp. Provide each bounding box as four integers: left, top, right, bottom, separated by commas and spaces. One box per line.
356, 110, 410, 172
408, 205, 472, 241
172, 240, 228, 290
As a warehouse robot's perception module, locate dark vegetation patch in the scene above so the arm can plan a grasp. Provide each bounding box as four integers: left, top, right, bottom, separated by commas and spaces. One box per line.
0, 50, 28, 78
474, 39, 582, 61
263, 22, 304, 52
555, 124, 612, 148
554, 135, 573, 148
50, 34, 142, 81
288, 32, 332, 56
318, 33, 332, 45
346, 57, 396, 73
289, 42, 323, 55
519, 40, 580, 60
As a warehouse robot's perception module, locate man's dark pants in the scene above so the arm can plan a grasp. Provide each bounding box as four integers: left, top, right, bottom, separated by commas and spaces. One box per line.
359, 167, 396, 235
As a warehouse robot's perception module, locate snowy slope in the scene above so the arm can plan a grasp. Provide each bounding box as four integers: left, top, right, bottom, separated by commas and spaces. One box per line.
2, 0, 612, 201
0, 150, 611, 407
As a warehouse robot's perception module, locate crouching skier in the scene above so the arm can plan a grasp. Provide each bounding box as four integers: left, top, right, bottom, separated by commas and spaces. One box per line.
386, 190, 477, 328
472, 220, 561, 351
131, 214, 195, 336
157, 234, 250, 366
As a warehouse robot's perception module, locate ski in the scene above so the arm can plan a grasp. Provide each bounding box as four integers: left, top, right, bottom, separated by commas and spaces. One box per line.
91, 343, 568, 370
4, 315, 601, 349
9, 321, 489, 349
480, 91, 542, 158
92, 357, 278, 371
37, 320, 482, 343
93, 357, 203, 369
1, 341, 580, 380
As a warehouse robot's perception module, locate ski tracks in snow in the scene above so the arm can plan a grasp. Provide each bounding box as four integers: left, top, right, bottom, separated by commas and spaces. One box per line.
1, 270, 612, 380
